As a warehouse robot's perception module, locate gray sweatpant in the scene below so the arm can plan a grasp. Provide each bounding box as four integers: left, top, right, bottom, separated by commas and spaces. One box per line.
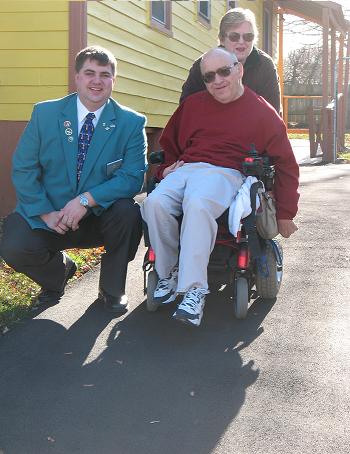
141, 162, 243, 293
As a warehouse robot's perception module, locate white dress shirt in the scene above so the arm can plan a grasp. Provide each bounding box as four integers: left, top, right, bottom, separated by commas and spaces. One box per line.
77, 97, 106, 134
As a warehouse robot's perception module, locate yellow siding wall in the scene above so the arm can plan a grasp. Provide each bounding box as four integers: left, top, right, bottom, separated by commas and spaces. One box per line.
0, 0, 270, 126
0, 1, 69, 121
88, 0, 229, 128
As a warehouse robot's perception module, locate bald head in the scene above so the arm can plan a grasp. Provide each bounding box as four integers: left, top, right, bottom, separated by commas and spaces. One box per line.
200, 48, 238, 73
200, 48, 244, 104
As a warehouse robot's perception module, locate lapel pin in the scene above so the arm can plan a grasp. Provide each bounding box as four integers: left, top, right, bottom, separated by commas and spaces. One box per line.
110, 124, 116, 128
65, 128, 73, 136
64, 121, 71, 127
105, 127, 110, 131
68, 136, 74, 142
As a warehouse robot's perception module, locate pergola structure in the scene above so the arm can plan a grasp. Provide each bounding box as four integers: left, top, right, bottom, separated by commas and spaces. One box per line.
274, 0, 350, 162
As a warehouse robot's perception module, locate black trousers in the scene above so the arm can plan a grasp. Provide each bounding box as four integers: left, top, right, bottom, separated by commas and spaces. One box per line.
0, 199, 142, 298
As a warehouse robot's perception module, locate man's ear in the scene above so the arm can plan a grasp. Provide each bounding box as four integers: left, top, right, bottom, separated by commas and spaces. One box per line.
237, 62, 244, 78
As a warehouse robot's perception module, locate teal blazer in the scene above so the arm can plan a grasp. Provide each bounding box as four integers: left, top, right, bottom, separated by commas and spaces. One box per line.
12, 93, 147, 230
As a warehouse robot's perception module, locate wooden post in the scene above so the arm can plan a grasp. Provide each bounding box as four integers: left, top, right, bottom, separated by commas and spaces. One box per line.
330, 29, 336, 99
277, 11, 284, 118
283, 97, 288, 128
338, 34, 345, 148
342, 32, 350, 144
307, 106, 316, 157
322, 8, 331, 162
338, 35, 344, 92
69, 1, 87, 94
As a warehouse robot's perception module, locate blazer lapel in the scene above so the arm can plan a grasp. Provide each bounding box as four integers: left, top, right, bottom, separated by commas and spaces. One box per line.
59, 95, 79, 192
77, 99, 117, 191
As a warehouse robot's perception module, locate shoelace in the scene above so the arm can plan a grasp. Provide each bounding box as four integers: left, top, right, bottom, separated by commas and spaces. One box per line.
181, 289, 206, 311
156, 278, 172, 291
156, 267, 178, 291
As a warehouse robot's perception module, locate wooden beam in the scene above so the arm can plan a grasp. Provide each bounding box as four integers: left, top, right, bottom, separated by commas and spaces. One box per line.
279, 7, 323, 27
278, 11, 284, 118
330, 28, 336, 99
338, 34, 345, 147
322, 8, 331, 162
342, 32, 350, 140
68, 1, 87, 94
338, 34, 344, 93
329, 9, 347, 36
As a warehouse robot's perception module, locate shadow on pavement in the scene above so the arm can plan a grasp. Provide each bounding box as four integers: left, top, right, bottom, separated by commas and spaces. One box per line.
0, 292, 276, 454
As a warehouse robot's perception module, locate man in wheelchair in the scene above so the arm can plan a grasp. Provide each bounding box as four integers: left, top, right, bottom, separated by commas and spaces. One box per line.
141, 48, 299, 327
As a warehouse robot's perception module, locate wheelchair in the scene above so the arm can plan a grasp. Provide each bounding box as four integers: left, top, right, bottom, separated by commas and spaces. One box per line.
142, 145, 283, 319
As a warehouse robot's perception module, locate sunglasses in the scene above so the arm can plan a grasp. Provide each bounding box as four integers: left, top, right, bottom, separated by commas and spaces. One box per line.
226, 32, 255, 42
202, 63, 238, 84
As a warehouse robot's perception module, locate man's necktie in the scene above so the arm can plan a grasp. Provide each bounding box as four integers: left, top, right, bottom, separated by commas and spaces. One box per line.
77, 112, 95, 182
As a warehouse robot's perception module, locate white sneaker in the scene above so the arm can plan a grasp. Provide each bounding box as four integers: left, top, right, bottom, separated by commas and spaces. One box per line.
154, 267, 178, 304
173, 287, 207, 327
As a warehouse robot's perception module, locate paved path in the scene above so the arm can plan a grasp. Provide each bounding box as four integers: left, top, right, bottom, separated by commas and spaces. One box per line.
0, 158, 349, 454
290, 138, 322, 165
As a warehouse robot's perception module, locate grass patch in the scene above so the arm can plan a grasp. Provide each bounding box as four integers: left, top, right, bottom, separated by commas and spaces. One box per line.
338, 152, 350, 161
0, 247, 104, 332
288, 132, 309, 140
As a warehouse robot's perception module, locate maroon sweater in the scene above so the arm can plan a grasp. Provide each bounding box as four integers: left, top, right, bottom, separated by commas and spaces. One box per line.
157, 87, 299, 220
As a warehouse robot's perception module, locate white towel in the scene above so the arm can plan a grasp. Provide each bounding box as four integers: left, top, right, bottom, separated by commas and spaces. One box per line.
228, 176, 261, 236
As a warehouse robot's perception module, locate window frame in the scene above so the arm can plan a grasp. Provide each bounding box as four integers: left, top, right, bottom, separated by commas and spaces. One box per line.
263, 6, 272, 55
150, 0, 172, 36
226, 0, 237, 10
197, 0, 211, 28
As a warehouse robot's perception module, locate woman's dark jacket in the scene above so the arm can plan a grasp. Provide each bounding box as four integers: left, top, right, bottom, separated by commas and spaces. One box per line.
180, 47, 281, 113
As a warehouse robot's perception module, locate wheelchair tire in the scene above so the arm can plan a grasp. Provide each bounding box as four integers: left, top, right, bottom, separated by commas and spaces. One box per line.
234, 277, 249, 319
255, 241, 283, 299
146, 270, 160, 312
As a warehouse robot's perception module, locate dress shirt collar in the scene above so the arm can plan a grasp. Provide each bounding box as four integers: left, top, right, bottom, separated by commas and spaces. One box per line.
77, 97, 106, 130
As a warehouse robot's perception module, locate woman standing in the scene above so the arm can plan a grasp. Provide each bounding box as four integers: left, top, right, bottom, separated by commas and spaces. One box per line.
180, 8, 281, 113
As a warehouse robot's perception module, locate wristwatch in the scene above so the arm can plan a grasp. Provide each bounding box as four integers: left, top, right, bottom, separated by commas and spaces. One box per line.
79, 193, 89, 208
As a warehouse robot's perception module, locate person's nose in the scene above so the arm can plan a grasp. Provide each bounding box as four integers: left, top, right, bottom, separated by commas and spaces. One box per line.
91, 75, 103, 85
213, 72, 225, 83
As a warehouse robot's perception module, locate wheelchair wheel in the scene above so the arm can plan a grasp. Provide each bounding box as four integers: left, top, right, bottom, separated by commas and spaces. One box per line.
234, 277, 249, 319
146, 270, 159, 312
256, 241, 283, 299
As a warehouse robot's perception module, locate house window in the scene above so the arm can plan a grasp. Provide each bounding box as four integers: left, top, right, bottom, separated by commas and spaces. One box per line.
150, 1, 172, 35
227, 1, 237, 9
263, 7, 272, 55
198, 1, 211, 27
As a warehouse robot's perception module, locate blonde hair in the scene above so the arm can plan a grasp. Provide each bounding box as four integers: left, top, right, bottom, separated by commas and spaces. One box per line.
218, 8, 258, 42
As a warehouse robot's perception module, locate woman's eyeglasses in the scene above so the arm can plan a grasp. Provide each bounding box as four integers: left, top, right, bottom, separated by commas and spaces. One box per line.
226, 32, 255, 42
202, 63, 238, 84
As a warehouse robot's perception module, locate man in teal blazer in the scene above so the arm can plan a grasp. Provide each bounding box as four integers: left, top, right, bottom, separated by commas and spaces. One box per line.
0, 46, 147, 315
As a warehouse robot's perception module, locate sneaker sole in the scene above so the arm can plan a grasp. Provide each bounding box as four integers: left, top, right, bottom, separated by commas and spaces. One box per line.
153, 292, 177, 305
173, 310, 202, 327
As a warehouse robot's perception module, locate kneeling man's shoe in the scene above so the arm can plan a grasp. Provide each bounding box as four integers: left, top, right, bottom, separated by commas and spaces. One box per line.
35, 255, 77, 307
98, 290, 129, 315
